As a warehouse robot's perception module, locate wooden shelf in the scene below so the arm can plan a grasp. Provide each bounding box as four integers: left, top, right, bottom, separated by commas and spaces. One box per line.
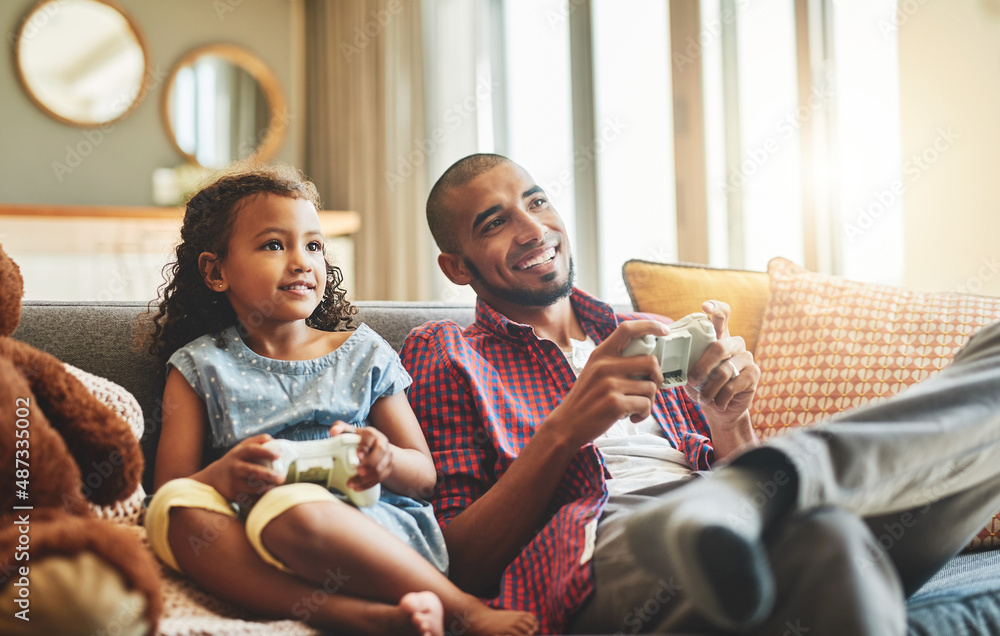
1, 203, 360, 301
0, 203, 361, 237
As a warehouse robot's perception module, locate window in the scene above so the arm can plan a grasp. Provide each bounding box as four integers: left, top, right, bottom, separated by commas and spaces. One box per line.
591, 0, 675, 303
427, 0, 904, 303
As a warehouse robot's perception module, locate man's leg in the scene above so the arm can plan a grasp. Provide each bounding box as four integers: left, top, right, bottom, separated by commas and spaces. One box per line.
566, 485, 708, 635
742, 507, 906, 636
861, 475, 1000, 597
627, 321, 1000, 628
569, 493, 907, 635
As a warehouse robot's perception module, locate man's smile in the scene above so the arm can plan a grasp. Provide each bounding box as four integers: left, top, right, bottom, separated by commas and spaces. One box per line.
514, 246, 557, 271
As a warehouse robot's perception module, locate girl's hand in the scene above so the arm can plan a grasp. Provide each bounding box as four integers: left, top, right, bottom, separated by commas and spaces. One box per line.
193, 434, 283, 504
329, 422, 393, 491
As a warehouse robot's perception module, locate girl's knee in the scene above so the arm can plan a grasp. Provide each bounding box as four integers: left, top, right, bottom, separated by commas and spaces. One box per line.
167, 507, 242, 572
258, 499, 351, 559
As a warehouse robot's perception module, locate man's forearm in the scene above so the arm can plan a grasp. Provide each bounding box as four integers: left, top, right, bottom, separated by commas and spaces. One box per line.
441, 420, 580, 595
708, 410, 759, 463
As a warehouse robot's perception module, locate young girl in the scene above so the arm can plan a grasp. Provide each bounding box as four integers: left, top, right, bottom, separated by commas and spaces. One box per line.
145, 164, 538, 636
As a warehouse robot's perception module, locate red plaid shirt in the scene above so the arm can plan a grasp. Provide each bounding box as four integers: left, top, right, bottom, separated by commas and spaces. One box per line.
400, 289, 712, 633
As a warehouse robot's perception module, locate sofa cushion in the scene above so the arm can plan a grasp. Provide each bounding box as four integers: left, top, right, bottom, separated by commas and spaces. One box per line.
906, 550, 1000, 635
752, 257, 1000, 550
622, 259, 770, 353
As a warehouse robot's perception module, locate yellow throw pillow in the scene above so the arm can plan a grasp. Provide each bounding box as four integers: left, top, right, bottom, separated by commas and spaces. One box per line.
752, 257, 1000, 551
622, 260, 770, 354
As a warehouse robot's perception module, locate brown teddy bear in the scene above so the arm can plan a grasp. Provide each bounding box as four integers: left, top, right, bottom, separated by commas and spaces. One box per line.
0, 243, 162, 635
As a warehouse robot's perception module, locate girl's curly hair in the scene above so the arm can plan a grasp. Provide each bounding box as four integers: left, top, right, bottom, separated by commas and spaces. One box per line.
145, 163, 356, 368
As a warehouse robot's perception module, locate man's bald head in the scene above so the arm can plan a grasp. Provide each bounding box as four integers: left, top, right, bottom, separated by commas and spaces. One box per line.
426, 153, 513, 254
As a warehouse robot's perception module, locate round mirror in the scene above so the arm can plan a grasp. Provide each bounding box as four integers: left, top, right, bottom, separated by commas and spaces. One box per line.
162, 44, 288, 170
14, 0, 149, 127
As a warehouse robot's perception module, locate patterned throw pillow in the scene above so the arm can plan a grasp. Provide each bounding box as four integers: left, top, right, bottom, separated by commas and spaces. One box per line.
752, 257, 1000, 550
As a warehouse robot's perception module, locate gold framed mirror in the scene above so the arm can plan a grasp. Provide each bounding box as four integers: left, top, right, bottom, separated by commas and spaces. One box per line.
161, 44, 288, 170
14, 0, 150, 128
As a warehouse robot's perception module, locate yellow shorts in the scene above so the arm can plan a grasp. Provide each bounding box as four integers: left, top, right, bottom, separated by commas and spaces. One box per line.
144, 478, 339, 574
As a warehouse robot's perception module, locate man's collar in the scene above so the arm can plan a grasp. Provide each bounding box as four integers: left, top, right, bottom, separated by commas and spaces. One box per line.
473, 288, 619, 340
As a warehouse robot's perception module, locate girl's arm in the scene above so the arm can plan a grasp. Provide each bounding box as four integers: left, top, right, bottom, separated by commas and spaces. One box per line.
154, 367, 281, 501
339, 392, 437, 500
153, 368, 209, 489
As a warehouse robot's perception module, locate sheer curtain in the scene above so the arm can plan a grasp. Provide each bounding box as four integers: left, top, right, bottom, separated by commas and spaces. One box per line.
304, 0, 433, 301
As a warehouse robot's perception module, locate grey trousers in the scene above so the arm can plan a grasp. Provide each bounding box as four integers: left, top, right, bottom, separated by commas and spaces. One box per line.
569, 320, 1000, 635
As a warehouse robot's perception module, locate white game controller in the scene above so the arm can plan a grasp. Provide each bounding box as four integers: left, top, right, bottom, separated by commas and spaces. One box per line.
262, 433, 381, 507
622, 312, 717, 388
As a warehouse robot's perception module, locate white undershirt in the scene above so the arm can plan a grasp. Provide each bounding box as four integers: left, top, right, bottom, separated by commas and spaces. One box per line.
564, 336, 692, 497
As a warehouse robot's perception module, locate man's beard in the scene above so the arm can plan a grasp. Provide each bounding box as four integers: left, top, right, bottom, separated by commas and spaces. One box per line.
464, 256, 575, 308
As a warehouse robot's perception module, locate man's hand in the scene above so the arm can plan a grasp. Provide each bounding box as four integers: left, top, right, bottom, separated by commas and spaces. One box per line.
685, 300, 760, 457
546, 320, 670, 448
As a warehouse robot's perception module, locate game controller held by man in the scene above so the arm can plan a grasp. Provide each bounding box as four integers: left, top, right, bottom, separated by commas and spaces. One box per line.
622, 312, 717, 388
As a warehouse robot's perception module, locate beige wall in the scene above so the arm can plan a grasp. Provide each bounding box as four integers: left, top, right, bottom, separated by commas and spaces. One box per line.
899, 0, 1000, 295
0, 0, 302, 206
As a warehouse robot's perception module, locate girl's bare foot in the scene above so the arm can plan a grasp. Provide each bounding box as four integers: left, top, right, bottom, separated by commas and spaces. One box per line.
400, 591, 444, 636
462, 604, 539, 636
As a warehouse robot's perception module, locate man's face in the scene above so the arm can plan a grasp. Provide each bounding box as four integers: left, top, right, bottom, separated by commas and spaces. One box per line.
442, 162, 574, 309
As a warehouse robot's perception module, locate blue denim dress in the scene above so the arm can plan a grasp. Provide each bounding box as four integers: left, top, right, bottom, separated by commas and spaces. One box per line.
169, 323, 448, 573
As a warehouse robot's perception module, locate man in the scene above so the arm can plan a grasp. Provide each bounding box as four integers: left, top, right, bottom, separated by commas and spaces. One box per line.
399, 153, 1000, 634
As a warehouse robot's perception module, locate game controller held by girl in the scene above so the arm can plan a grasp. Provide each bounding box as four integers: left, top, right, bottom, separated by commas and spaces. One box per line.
262, 433, 381, 507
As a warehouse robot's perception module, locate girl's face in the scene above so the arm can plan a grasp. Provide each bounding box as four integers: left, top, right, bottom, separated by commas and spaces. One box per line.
203, 193, 327, 328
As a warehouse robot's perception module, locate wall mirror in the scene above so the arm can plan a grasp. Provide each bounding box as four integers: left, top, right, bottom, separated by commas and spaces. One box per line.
162, 44, 288, 170
14, 0, 149, 127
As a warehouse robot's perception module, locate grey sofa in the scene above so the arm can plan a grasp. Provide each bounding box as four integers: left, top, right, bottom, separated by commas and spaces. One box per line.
14, 300, 1000, 635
